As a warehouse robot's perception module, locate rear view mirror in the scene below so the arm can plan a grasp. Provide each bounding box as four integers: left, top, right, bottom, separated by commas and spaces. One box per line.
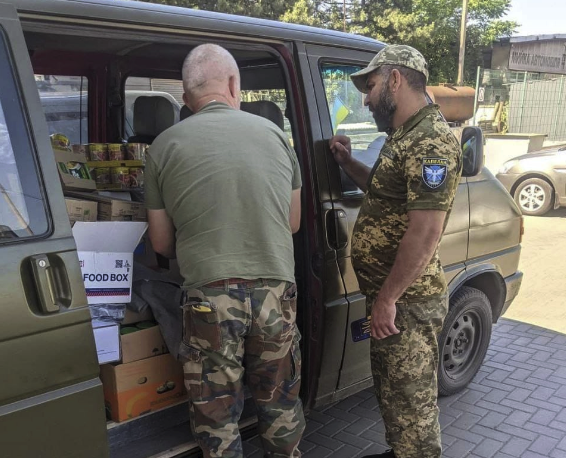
461, 126, 484, 177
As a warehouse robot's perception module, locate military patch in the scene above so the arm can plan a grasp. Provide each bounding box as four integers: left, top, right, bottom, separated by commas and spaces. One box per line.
422, 157, 448, 190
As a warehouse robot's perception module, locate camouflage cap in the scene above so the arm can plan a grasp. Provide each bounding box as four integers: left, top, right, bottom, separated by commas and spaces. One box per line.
350, 45, 429, 93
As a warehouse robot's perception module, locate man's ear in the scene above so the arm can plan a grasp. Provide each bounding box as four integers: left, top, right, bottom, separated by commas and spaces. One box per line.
390, 69, 402, 93
182, 92, 193, 111
228, 75, 241, 108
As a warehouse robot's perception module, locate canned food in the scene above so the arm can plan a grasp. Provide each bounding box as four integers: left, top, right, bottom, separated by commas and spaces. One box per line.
88, 143, 109, 161
107, 143, 125, 161
95, 167, 111, 184
66, 162, 89, 179
129, 167, 144, 189
51, 133, 70, 149
126, 143, 147, 161
111, 166, 130, 188
71, 144, 89, 156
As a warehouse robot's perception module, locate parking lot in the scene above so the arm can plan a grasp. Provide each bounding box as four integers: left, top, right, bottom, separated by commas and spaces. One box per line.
243, 210, 566, 457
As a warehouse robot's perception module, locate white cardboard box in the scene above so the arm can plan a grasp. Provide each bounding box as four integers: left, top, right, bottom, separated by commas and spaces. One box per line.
92, 320, 120, 364
72, 222, 147, 304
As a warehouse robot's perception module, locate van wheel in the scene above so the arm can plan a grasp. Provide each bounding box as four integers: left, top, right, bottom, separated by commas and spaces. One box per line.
438, 287, 492, 396
514, 178, 553, 216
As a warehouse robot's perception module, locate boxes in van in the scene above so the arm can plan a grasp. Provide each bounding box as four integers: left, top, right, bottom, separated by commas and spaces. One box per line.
65, 197, 98, 223
72, 222, 147, 304
120, 322, 168, 364
66, 191, 147, 221
100, 353, 186, 422
92, 320, 121, 365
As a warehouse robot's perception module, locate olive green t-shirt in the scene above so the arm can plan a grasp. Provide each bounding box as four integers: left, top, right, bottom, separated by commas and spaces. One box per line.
145, 102, 301, 289
351, 104, 462, 301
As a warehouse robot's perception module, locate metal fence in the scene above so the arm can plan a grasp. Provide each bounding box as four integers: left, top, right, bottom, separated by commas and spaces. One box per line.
474, 68, 566, 142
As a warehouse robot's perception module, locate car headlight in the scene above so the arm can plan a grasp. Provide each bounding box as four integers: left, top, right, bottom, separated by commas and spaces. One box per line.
499, 160, 519, 174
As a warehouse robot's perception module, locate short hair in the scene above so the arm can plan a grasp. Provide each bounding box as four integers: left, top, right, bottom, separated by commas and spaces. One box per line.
377, 64, 427, 93
182, 44, 239, 95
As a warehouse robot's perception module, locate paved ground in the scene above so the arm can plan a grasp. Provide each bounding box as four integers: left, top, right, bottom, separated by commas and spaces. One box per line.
504, 208, 566, 334
245, 319, 566, 457
243, 210, 566, 457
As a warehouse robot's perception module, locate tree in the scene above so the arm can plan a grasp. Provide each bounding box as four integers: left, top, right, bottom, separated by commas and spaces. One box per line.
137, 0, 518, 84
281, 0, 518, 84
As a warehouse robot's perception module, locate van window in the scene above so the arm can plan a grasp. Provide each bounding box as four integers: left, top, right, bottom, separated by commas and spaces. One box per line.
124, 77, 182, 139
241, 89, 293, 142
0, 32, 49, 241
36, 75, 88, 145
320, 63, 386, 195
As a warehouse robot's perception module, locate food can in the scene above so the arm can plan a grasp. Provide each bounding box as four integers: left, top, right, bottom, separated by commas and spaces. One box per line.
111, 166, 130, 188
51, 133, 70, 149
88, 143, 109, 161
126, 143, 147, 162
71, 144, 89, 156
66, 162, 88, 179
107, 143, 125, 161
95, 167, 111, 184
129, 167, 144, 189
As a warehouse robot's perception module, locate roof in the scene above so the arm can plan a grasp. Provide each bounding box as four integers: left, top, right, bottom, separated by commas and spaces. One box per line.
497, 34, 566, 44
9, 0, 385, 51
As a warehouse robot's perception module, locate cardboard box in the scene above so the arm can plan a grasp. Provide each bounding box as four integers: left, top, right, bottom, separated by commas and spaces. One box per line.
121, 325, 168, 364
92, 320, 120, 364
54, 148, 96, 191
100, 353, 186, 422
72, 222, 147, 304
65, 198, 98, 223
65, 191, 146, 221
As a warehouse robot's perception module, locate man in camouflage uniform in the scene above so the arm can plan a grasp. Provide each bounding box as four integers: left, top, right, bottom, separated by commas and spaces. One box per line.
146, 44, 305, 457
329, 45, 462, 458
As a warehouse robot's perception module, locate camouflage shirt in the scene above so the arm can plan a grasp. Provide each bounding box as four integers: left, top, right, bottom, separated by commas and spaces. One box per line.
351, 104, 463, 301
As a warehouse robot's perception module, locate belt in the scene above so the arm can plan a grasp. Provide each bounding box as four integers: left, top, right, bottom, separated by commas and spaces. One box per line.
204, 278, 264, 288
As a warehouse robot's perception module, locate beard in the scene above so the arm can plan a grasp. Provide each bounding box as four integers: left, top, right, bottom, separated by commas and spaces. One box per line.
371, 84, 397, 132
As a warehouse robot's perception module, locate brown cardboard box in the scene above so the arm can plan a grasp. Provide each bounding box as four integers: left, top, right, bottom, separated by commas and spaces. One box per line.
54, 149, 96, 191
65, 198, 98, 223
120, 325, 167, 364
100, 353, 186, 422
65, 191, 147, 221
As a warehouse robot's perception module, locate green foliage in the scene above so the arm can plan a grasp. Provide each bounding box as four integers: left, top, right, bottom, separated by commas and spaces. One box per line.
137, 0, 519, 84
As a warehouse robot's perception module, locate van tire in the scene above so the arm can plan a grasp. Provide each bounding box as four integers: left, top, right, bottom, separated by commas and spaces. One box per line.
514, 177, 553, 216
438, 286, 492, 396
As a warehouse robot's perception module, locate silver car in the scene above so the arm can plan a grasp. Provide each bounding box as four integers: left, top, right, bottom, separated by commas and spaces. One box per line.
497, 146, 566, 216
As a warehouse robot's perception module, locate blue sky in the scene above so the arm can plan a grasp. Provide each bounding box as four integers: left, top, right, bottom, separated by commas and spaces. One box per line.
505, 0, 565, 36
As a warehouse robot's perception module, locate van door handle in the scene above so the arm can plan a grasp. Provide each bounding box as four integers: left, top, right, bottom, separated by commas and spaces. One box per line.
326, 209, 349, 250
30, 254, 62, 313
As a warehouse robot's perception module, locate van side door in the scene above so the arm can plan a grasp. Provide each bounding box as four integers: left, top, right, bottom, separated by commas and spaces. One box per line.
0, 4, 108, 457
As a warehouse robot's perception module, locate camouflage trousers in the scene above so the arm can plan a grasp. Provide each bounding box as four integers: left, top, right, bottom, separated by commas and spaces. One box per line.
369, 296, 448, 458
181, 279, 305, 458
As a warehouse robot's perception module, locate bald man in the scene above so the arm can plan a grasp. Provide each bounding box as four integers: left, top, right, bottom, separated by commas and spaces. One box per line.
145, 44, 305, 458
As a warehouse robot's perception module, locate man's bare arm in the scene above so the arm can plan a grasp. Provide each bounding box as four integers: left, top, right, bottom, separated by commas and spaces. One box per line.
148, 209, 176, 259
289, 188, 301, 234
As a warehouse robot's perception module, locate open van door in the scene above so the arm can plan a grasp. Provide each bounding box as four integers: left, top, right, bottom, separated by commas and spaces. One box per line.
0, 4, 108, 457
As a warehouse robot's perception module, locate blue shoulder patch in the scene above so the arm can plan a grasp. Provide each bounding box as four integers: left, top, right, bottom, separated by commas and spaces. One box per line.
422, 157, 448, 190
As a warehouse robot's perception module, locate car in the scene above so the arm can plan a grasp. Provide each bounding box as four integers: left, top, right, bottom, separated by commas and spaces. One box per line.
0, 1, 522, 456
497, 146, 566, 216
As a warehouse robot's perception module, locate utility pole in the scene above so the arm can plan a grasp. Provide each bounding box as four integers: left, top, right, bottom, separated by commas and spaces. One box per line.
343, 0, 346, 32
457, 0, 469, 86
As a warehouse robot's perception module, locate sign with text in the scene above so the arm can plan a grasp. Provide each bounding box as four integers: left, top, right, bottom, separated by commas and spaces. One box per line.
509, 40, 566, 75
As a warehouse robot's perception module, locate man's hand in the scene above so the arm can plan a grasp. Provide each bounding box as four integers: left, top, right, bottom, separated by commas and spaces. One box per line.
371, 296, 400, 340
329, 135, 352, 165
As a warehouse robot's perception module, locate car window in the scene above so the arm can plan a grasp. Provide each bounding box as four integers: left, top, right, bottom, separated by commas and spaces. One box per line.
320, 63, 387, 195
0, 30, 49, 241
124, 77, 182, 139
36, 75, 88, 145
